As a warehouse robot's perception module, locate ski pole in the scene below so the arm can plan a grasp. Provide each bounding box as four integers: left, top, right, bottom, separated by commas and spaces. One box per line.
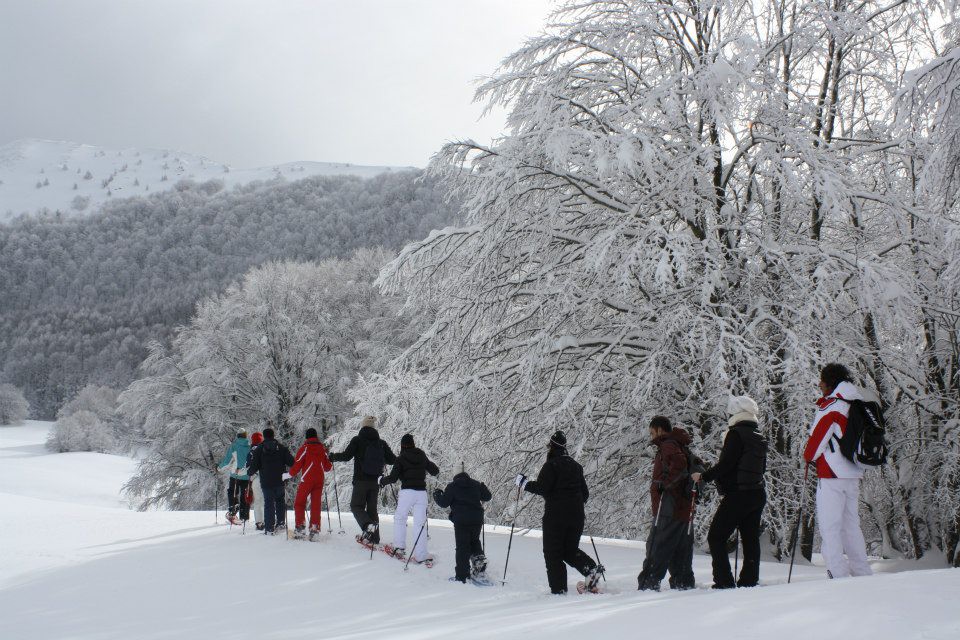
404, 523, 427, 571
589, 535, 606, 582
687, 484, 698, 536
332, 466, 344, 533
734, 530, 739, 579
325, 486, 333, 533
215, 474, 219, 524
788, 465, 811, 584
501, 484, 522, 584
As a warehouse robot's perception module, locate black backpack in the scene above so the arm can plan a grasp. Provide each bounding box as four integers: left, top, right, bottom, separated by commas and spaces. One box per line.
361, 438, 386, 476
836, 398, 888, 466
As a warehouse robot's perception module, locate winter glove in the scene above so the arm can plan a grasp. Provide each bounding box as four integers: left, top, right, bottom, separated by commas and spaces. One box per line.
515, 473, 528, 490
281, 472, 292, 481
432, 489, 443, 502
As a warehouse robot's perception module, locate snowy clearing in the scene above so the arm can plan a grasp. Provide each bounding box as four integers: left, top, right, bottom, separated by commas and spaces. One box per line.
0, 422, 957, 640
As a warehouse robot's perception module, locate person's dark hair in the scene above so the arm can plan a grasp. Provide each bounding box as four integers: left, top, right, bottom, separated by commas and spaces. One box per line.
649, 415, 672, 432
400, 433, 415, 448
263, 428, 275, 439
820, 363, 853, 392
305, 427, 317, 439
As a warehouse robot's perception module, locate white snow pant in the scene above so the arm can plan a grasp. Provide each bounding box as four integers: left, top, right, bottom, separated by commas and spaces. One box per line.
816, 478, 873, 578
252, 476, 264, 524
394, 488, 428, 562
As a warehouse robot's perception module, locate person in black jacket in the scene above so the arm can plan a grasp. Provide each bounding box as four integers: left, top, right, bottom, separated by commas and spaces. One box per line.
329, 416, 397, 544
517, 431, 604, 594
379, 433, 439, 562
434, 469, 492, 583
246, 427, 295, 535
692, 395, 768, 588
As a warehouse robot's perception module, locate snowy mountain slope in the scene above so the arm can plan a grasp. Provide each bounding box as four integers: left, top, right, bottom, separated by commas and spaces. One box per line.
1, 422, 958, 640
0, 139, 413, 222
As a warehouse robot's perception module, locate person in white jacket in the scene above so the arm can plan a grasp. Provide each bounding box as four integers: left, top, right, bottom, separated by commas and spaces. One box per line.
803, 363, 873, 579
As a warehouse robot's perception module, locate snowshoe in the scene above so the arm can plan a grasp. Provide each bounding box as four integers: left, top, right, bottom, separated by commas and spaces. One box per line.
226, 513, 240, 526
356, 533, 379, 552
291, 526, 307, 540
410, 556, 434, 569
382, 544, 406, 560
449, 576, 468, 584
308, 526, 320, 542
576, 564, 605, 594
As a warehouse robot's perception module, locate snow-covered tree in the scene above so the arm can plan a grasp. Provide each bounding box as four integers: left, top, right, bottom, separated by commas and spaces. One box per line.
46, 384, 123, 453
0, 384, 30, 425
354, 0, 958, 563
119, 249, 423, 510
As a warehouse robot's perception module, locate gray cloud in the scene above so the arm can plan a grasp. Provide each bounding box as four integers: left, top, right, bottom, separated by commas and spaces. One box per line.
0, 0, 551, 167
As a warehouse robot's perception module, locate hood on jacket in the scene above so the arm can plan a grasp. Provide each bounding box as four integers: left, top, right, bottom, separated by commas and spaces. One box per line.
359, 425, 380, 441
653, 426, 692, 448
399, 447, 428, 466
830, 381, 863, 401
452, 471, 472, 485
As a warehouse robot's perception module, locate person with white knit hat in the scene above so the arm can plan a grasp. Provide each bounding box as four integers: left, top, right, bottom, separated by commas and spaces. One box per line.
691, 394, 768, 588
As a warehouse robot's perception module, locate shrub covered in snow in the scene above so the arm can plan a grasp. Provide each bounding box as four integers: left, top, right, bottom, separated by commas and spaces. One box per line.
46, 385, 122, 453
0, 383, 30, 425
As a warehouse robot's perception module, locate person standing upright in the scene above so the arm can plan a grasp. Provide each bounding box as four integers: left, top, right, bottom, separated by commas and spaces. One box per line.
246, 431, 265, 531
802, 363, 873, 579
218, 429, 251, 525
692, 396, 768, 588
517, 431, 603, 595
289, 427, 333, 540
637, 416, 696, 591
379, 433, 439, 563
329, 416, 397, 544
246, 427, 295, 535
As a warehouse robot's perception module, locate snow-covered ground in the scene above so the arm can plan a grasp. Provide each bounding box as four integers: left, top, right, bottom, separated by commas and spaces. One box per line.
1, 422, 957, 639
0, 139, 413, 222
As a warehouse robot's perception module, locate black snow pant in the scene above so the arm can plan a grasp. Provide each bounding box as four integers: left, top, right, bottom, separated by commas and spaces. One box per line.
637, 494, 695, 591
454, 524, 484, 582
350, 480, 381, 543
262, 484, 286, 533
227, 478, 250, 521
541, 512, 596, 594
707, 489, 766, 588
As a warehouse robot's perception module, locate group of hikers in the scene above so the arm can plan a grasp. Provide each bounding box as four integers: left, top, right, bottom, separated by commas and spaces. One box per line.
218, 362, 879, 593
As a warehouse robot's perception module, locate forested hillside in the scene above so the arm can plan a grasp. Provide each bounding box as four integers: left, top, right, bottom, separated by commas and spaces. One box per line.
0, 172, 453, 417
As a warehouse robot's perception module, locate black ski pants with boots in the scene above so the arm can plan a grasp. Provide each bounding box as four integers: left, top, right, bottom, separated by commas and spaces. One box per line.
707, 489, 766, 588
637, 495, 695, 591
227, 477, 250, 521
262, 484, 286, 533
350, 480, 381, 543
542, 513, 597, 594
454, 524, 484, 582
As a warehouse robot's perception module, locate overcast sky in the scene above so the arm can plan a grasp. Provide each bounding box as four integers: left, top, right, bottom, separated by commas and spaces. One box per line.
0, 0, 553, 168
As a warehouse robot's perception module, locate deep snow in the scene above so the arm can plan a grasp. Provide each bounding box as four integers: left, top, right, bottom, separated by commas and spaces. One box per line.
0, 139, 412, 222
0, 421, 957, 640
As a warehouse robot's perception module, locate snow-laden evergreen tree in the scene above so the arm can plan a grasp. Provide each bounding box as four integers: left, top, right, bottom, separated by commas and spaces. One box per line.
353, 0, 960, 563
119, 249, 423, 510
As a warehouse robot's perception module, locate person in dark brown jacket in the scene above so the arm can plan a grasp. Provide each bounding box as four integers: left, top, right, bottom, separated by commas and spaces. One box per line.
637, 415, 696, 591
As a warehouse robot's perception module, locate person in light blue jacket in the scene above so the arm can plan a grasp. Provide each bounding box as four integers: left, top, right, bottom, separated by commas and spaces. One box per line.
218, 430, 251, 525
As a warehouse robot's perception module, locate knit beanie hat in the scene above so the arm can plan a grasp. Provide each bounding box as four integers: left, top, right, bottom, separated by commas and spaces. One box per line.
251, 432, 264, 446
549, 431, 567, 448
305, 427, 318, 439
727, 395, 760, 427
361, 415, 376, 428
401, 433, 415, 448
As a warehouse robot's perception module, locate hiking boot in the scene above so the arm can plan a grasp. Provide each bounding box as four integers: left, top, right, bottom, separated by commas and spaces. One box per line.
449, 576, 467, 584
293, 526, 306, 540
470, 554, 488, 575
255, 522, 265, 531
361, 523, 378, 544
581, 564, 604, 593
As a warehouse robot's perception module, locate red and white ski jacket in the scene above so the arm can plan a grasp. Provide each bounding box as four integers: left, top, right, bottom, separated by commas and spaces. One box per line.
289, 438, 333, 485
803, 381, 864, 479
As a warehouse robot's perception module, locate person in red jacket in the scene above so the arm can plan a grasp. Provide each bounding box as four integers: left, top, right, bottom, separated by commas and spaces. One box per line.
637, 416, 696, 591
289, 427, 333, 540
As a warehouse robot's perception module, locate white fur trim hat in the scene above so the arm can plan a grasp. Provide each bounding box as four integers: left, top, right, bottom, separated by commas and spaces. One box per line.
361, 415, 376, 428
727, 395, 759, 427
